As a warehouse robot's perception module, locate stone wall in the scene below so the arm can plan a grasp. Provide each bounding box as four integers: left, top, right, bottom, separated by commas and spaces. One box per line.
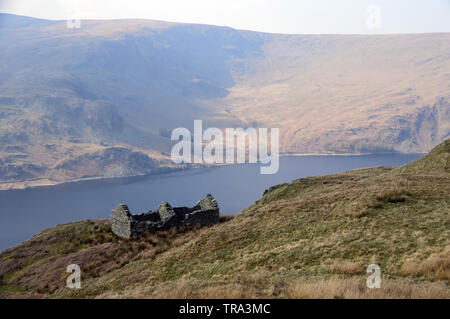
110, 204, 132, 238
110, 194, 220, 238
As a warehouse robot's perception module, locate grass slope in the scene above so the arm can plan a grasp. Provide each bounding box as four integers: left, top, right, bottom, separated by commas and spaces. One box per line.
0, 140, 449, 299
394, 139, 450, 175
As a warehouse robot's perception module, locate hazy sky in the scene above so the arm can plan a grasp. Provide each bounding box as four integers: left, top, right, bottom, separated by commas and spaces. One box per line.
1, 0, 449, 34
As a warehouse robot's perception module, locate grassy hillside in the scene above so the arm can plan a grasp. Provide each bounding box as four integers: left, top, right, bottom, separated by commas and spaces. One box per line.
0, 140, 449, 299
1, 14, 449, 188
394, 138, 450, 175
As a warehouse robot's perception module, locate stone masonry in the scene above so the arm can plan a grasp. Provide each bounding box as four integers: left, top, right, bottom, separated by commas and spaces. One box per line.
110, 194, 220, 238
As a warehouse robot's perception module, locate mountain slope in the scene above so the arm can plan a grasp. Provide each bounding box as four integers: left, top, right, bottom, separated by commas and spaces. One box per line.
1, 139, 448, 299
0, 14, 449, 188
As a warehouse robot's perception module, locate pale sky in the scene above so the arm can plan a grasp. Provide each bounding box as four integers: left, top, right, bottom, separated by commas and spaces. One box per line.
0, 0, 449, 34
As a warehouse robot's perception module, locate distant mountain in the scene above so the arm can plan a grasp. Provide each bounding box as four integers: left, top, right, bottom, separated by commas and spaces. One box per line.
0, 14, 449, 188
1, 138, 448, 298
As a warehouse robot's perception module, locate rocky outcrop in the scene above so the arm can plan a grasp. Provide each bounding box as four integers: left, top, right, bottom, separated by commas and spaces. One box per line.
110, 194, 220, 238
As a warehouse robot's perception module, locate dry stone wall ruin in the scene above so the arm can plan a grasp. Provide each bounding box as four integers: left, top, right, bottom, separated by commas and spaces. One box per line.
111, 194, 220, 238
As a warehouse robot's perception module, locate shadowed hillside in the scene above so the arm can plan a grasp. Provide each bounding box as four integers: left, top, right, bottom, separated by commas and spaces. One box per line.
1, 139, 448, 299
0, 13, 449, 189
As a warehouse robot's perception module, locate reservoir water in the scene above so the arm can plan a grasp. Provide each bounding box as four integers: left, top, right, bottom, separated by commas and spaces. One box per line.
0, 154, 421, 251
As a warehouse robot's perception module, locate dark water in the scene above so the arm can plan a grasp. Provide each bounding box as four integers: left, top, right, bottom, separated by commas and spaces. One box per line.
0, 154, 421, 251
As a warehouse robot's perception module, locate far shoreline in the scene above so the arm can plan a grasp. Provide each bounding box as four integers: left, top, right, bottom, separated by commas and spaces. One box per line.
0, 152, 424, 192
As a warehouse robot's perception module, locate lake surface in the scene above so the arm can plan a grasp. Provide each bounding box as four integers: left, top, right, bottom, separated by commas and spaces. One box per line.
0, 154, 421, 251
